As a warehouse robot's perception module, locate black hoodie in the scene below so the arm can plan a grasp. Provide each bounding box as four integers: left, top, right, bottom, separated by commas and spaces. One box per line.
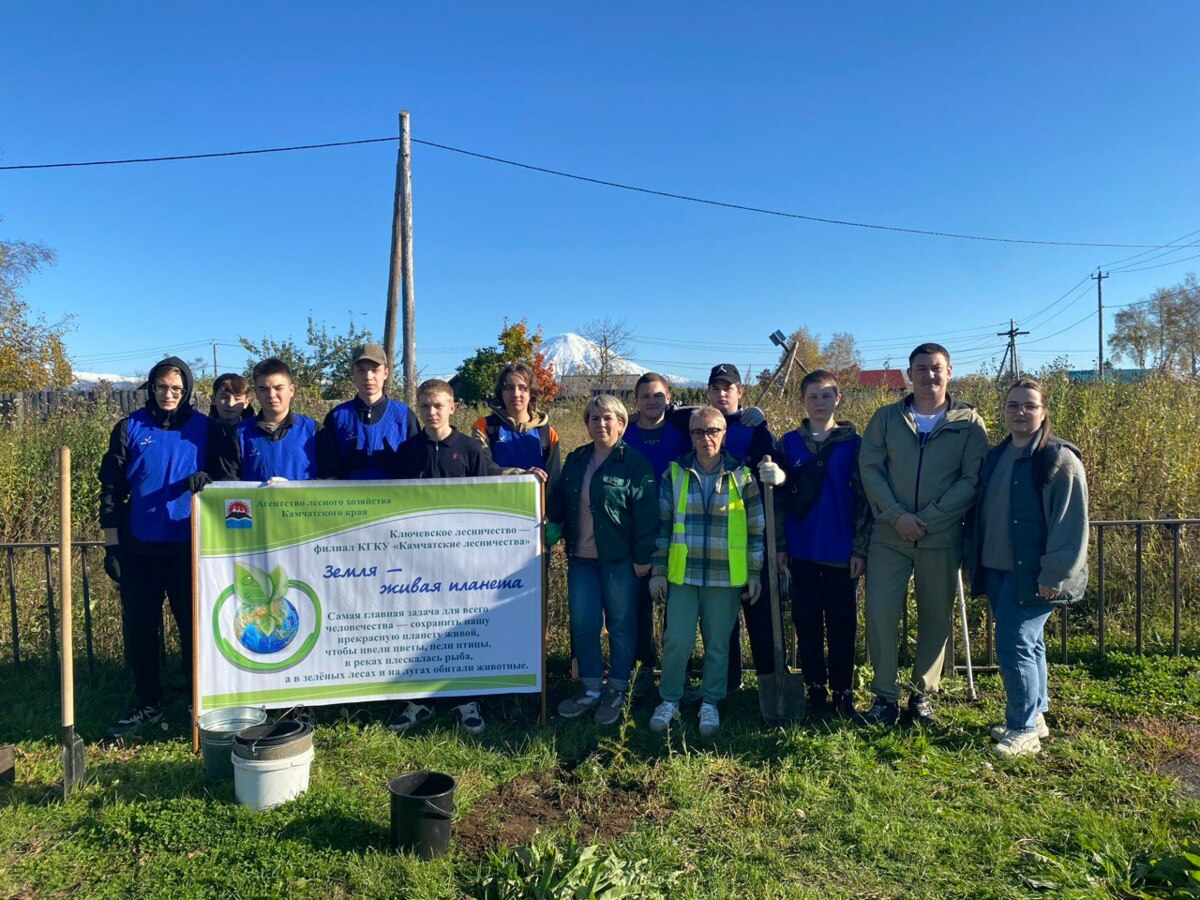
98, 356, 220, 555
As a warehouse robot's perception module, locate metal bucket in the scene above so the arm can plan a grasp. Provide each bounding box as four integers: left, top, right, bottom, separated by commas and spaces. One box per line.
197, 706, 268, 781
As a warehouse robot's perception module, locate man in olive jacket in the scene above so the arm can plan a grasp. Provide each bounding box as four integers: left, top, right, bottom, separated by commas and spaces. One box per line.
857, 343, 989, 726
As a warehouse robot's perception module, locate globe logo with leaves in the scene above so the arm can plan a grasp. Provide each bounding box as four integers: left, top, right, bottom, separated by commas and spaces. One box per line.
213, 562, 322, 672
233, 563, 300, 653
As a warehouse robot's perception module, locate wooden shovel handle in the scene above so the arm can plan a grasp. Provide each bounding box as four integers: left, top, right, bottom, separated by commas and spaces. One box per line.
59, 447, 73, 734
761, 458, 788, 672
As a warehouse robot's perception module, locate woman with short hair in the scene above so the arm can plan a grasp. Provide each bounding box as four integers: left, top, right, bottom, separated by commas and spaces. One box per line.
547, 395, 658, 725
965, 379, 1089, 758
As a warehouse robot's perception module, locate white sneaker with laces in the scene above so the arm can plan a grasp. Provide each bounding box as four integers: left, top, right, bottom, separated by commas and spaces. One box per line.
990, 712, 1049, 743
649, 701, 680, 732
389, 701, 433, 734
993, 729, 1041, 758
698, 702, 720, 737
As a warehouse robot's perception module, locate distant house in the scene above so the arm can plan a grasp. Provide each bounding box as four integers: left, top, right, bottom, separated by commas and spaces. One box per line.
558, 373, 641, 398
1065, 369, 1147, 384
855, 368, 907, 391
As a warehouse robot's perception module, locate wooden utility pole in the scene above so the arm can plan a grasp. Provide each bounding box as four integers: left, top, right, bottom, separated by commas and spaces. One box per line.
384, 110, 417, 404
1093, 270, 1109, 382
996, 319, 1029, 384
212, 341, 219, 377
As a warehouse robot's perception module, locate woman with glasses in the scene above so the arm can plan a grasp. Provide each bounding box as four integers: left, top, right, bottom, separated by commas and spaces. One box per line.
98, 356, 218, 740
547, 395, 658, 726
647, 407, 765, 737
965, 379, 1089, 758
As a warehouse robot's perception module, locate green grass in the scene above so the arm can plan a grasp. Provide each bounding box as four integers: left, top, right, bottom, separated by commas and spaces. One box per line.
1, 652, 1198, 898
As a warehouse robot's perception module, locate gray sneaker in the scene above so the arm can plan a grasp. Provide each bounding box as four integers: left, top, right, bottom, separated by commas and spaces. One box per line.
557, 690, 601, 719
593, 686, 626, 725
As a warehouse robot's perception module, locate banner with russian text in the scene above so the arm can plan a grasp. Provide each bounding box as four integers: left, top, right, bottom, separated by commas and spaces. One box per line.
193, 476, 543, 714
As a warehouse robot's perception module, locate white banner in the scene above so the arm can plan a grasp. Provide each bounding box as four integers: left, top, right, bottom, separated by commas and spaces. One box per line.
194, 476, 543, 714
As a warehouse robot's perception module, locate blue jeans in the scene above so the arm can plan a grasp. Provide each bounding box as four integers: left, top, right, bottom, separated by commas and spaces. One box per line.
984, 568, 1053, 733
567, 556, 638, 692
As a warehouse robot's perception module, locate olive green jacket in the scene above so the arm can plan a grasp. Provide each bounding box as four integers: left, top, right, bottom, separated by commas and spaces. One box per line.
858, 394, 989, 550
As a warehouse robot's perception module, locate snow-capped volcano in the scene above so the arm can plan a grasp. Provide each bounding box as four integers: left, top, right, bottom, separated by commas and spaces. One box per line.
535, 333, 647, 378
71, 372, 144, 391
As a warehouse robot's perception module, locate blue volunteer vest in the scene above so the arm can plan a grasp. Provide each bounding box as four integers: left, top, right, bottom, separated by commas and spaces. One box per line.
622, 422, 689, 481
489, 418, 547, 470
724, 419, 754, 465
780, 430, 860, 564
125, 408, 209, 543
237, 415, 319, 481
328, 400, 412, 480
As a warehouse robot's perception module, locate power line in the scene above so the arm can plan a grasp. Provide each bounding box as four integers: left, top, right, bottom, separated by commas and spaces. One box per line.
0, 132, 1191, 250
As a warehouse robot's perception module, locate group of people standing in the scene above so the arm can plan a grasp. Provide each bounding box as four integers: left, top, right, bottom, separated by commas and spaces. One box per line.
97, 339, 1088, 759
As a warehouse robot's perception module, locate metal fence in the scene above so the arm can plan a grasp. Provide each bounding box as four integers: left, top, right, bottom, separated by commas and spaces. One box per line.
2, 519, 1198, 675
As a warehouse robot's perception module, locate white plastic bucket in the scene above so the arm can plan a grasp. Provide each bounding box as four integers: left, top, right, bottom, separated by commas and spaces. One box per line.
232, 746, 315, 810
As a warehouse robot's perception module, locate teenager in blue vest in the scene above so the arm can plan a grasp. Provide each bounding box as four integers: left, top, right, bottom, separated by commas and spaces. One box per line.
620, 373, 689, 696
772, 369, 872, 717
319, 343, 419, 479
98, 357, 218, 739
472, 362, 562, 493
213, 358, 322, 482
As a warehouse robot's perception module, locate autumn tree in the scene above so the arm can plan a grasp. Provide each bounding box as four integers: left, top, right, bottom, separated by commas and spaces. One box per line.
775, 326, 823, 374
455, 318, 557, 405
1108, 274, 1200, 375
0, 227, 73, 390
239, 313, 374, 400
821, 331, 862, 379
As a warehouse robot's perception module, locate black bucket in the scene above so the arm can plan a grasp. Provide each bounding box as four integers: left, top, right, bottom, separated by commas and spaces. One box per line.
233, 720, 314, 762
389, 771, 457, 859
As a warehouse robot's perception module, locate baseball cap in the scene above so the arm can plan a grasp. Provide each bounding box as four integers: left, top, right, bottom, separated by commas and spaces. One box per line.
351, 343, 388, 367
708, 363, 742, 386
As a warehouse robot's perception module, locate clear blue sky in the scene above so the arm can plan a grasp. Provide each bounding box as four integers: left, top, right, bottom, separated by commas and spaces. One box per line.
4, 2, 1200, 383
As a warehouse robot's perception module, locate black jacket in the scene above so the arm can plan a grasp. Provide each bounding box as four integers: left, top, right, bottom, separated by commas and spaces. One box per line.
393, 428, 491, 479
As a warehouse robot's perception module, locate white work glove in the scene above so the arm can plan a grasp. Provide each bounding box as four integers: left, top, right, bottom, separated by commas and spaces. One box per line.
739, 406, 765, 428
649, 576, 669, 602
742, 580, 762, 605
263, 477, 290, 486
758, 456, 786, 487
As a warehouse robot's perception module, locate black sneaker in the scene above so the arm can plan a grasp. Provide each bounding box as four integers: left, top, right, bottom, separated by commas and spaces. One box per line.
856, 697, 901, 728
807, 685, 830, 713
908, 693, 936, 727
831, 690, 856, 717
104, 704, 164, 740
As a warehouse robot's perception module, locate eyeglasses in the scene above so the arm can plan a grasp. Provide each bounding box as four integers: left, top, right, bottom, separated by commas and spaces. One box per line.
153, 384, 184, 397
1004, 402, 1042, 413
690, 427, 725, 439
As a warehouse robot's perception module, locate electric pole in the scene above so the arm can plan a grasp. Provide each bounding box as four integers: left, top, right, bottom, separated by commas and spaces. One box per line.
996, 319, 1029, 383
212, 341, 219, 377
1093, 270, 1109, 382
384, 110, 417, 405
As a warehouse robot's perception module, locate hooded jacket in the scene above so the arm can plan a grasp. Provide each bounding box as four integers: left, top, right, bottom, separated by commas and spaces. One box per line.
858, 394, 989, 550
98, 357, 218, 555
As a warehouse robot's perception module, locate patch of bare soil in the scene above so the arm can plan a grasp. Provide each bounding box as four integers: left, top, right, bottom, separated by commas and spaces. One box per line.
1128, 717, 1200, 799
454, 769, 666, 860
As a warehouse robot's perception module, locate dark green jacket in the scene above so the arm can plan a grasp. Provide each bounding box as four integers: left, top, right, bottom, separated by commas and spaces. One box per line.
547, 441, 659, 565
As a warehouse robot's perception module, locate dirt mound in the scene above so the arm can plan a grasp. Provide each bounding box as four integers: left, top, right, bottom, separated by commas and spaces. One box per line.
454, 769, 666, 860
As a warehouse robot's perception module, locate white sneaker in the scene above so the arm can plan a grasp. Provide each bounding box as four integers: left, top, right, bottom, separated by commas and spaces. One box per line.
389, 701, 433, 734
698, 702, 720, 737
453, 701, 486, 735
993, 729, 1041, 758
990, 713, 1049, 743
649, 701, 680, 732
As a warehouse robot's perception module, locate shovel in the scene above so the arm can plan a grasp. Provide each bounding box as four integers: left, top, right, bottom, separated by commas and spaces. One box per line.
59, 447, 85, 797
757, 472, 806, 726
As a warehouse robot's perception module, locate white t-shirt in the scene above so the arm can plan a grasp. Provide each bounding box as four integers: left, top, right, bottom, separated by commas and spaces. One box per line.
912, 408, 947, 434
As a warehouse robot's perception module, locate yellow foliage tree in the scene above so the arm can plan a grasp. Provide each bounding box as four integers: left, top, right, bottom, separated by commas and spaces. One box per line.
0, 228, 73, 390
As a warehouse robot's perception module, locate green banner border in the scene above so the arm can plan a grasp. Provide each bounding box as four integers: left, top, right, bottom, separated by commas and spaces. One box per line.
202, 673, 537, 707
